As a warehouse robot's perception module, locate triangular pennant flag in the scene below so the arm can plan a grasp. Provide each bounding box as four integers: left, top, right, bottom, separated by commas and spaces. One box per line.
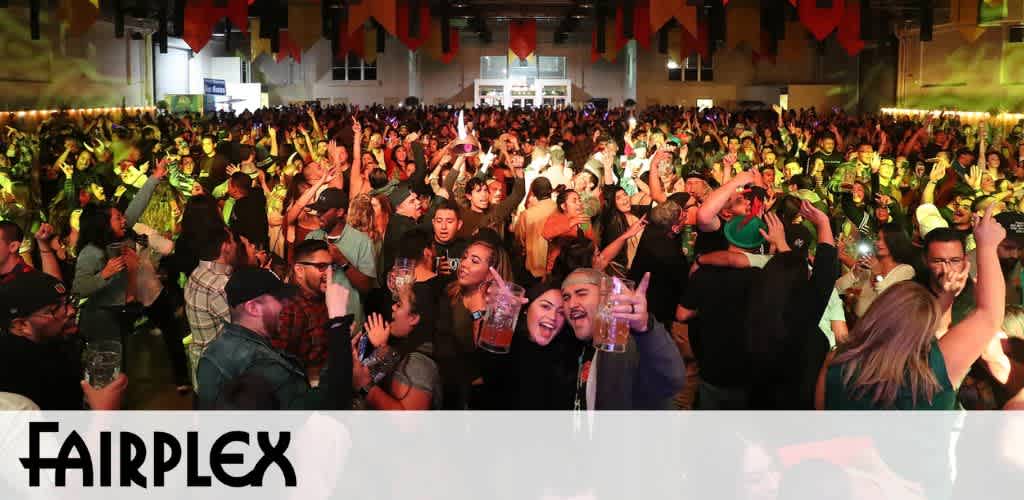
183, 0, 217, 53
614, 5, 629, 52
349, 0, 397, 36
680, 18, 709, 59
798, 0, 845, 41
424, 19, 459, 63
364, 24, 379, 63
676, 2, 698, 38
590, 20, 623, 63
288, 1, 322, 51
837, 0, 866, 56
953, 0, 986, 42
633, 0, 652, 49
58, 0, 100, 37
275, 30, 302, 63
250, 18, 272, 60
509, 20, 537, 60
224, 0, 248, 34
649, 0, 674, 33
726, 6, 760, 50
442, 28, 459, 64
397, 1, 430, 51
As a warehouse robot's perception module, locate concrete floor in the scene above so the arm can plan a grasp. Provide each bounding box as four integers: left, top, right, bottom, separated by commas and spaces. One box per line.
122, 329, 194, 410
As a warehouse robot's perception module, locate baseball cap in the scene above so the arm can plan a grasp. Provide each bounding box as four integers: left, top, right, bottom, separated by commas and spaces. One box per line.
915, 204, 949, 238
306, 187, 348, 215
388, 184, 414, 209
225, 268, 298, 309
996, 212, 1024, 246
0, 272, 68, 329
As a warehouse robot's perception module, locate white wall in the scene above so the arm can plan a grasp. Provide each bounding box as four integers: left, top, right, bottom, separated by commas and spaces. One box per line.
153, 37, 223, 101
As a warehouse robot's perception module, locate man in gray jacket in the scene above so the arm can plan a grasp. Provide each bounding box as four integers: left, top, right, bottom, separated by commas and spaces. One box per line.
561, 268, 686, 410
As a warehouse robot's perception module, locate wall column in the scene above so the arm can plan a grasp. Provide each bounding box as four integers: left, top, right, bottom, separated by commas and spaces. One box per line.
624, 40, 637, 105
408, 49, 421, 99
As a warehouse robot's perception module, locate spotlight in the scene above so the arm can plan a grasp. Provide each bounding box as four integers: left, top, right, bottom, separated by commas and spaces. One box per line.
667, 60, 679, 69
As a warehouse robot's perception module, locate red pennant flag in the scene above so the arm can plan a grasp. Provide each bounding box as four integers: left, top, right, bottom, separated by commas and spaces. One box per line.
441, 28, 459, 64
615, 5, 629, 52
837, 0, 866, 56
275, 30, 303, 63
224, 0, 248, 33
634, 0, 652, 49
396, 1, 430, 51
509, 20, 537, 61
680, 18, 709, 60
799, 0, 845, 41
183, 0, 216, 53
348, 25, 366, 59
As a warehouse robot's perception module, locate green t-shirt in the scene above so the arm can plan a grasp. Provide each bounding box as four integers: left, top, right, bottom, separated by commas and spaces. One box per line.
307, 225, 377, 331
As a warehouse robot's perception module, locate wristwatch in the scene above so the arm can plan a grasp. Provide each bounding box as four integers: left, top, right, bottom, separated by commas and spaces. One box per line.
358, 383, 374, 398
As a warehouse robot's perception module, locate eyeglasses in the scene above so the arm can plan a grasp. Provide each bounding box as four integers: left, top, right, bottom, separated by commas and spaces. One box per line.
297, 261, 332, 272
928, 257, 965, 266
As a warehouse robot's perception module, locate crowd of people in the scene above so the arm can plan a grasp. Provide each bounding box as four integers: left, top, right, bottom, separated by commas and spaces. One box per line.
0, 102, 1023, 413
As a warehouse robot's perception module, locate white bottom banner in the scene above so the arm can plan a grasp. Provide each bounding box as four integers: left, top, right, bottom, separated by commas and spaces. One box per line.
0, 411, 1021, 499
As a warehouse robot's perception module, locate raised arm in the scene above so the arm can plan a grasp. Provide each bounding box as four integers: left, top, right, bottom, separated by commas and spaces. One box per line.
348, 120, 365, 195
697, 169, 757, 232
124, 163, 166, 227
647, 149, 670, 204
939, 205, 1006, 385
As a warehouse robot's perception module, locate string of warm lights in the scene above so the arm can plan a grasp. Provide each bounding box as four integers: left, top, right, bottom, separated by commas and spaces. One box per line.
4, 106, 156, 117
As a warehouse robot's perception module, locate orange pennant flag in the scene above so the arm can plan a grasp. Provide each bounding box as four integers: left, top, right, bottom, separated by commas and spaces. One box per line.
288, 1, 322, 51
777, 22, 806, 63
726, 6, 760, 50
953, 0, 986, 43
58, 0, 100, 37
349, 0, 397, 37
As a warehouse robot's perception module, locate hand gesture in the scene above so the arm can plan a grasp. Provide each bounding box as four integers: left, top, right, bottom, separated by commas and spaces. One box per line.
870, 152, 881, 173
938, 259, 971, 296
486, 267, 528, 305
59, 159, 73, 177
758, 212, 788, 252
967, 165, 983, 190
324, 267, 351, 318
100, 256, 126, 279
152, 158, 169, 180
364, 313, 391, 348
225, 163, 240, 176
610, 272, 651, 333
623, 215, 648, 239
974, 202, 1006, 249
352, 117, 362, 137
571, 213, 590, 228
35, 223, 56, 242
81, 373, 128, 410
772, 104, 782, 115
928, 160, 947, 183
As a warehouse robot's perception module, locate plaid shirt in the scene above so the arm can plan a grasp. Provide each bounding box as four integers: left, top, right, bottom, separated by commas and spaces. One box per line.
0, 256, 32, 285
273, 290, 329, 376
184, 261, 232, 349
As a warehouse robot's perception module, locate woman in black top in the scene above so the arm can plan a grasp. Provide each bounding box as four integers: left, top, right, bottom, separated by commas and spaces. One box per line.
485, 280, 585, 410
745, 200, 837, 409
598, 185, 647, 271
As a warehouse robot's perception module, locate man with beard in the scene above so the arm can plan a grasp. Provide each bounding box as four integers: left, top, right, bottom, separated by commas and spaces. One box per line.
0, 272, 126, 410
274, 239, 334, 383
560, 269, 685, 409
994, 212, 1024, 305
305, 188, 375, 331
197, 267, 353, 409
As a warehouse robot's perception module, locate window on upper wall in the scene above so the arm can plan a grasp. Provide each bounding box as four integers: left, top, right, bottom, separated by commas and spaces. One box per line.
332, 54, 377, 81
480, 55, 508, 78
667, 54, 713, 82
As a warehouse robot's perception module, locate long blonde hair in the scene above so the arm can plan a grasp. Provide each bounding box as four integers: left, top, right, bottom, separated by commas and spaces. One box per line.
831, 281, 943, 408
346, 193, 375, 236
446, 239, 512, 306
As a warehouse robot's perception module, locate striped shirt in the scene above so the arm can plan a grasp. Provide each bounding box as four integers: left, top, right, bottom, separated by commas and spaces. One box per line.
184, 261, 233, 349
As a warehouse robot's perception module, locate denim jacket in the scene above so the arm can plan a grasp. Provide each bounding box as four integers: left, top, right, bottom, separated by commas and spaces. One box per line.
197, 322, 328, 410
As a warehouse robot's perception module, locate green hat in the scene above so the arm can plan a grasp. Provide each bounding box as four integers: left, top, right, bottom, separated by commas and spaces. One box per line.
666, 135, 683, 146
723, 216, 766, 249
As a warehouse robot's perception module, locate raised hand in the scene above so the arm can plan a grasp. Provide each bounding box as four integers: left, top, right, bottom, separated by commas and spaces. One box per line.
610, 272, 651, 333
364, 313, 391, 347
623, 215, 648, 239
928, 160, 947, 183
974, 202, 1006, 249
758, 212, 788, 252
